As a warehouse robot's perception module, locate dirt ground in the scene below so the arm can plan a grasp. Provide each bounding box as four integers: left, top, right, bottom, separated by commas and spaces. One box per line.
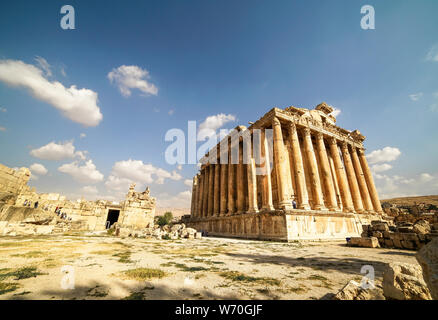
0, 233, 418, 300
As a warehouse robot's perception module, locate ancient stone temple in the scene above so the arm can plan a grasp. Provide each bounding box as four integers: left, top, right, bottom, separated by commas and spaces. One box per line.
187, 103, 383, 241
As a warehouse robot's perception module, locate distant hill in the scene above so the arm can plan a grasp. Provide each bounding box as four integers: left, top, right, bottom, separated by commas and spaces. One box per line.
155, 207, 190, 217
381, 195, 438, 207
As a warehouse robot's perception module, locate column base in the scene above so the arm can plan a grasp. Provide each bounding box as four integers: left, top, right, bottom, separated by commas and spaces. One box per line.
262, 205, 275, 211
298, 204, 311, 210
247, 207, 259, 213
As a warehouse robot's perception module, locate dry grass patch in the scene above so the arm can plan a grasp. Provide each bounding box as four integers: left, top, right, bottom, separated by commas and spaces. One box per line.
219, 271, 281, 286
0, 282, 20, 295
119, 268, 167, 281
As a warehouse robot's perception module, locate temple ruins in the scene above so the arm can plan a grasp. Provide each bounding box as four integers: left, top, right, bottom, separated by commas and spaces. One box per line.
0, 163, 155, 232
187, 103, 383, 241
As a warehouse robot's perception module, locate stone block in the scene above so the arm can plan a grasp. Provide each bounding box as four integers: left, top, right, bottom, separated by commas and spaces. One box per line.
401, 240, 415, 250
360, 237, 380, 248
383, 262, 431, 300
384, 239, 394, 247
416, 238, 438, 299
372, 231, 383, 238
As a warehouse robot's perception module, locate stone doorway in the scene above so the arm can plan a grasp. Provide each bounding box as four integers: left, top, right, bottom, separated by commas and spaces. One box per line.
106, 209, 120, 229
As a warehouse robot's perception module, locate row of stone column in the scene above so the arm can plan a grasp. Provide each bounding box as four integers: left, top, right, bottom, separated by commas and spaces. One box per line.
190, 117, 383, 217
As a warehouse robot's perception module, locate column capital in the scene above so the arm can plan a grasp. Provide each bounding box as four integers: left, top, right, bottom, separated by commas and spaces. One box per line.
357, 148, 366, 156
329, 136, 338, 145
341, 140, 349, 151
303, 127, 311, 136
272, 116, 281, 127
288, 121, 297, 134
315, 131, 324, 141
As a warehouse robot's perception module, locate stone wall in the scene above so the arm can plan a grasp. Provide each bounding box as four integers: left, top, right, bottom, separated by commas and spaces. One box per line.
0, 164, 30, 196
187, 211, 377, 241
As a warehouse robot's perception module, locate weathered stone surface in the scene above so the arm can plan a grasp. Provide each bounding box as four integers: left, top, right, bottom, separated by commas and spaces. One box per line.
413, 220, 431, 235
382, 262, 432, 300
333, 280, 384, 300
416, 238, 438, 299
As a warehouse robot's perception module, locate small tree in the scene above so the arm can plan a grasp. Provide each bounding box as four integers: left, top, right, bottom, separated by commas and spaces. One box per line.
156, 211, 173, 227
164, 211, 173, 223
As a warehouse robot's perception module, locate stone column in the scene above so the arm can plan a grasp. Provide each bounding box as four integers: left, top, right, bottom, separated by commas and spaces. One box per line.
302, 128, 325, 210
213, 163, 220, 216
202, 166, 209, 217
329, 137, 354, 212
191, 175, 198, 216
272, 117, 292, 210
220, 163, 228, 216
351, 147, 373, 212
358, 148, 383, 213
341, 142, 364, 213
227, 141, 236, 215
197, 172, 204, 218
315, 132, 338, 211
261, 128, 274, 211
288, 123, 310, 210
207, 164, 215, 216
236, 141, 246, 214
247, 155, 259, 213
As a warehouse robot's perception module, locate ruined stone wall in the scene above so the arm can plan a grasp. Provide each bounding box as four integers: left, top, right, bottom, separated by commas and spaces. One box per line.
0, 164, 30, 196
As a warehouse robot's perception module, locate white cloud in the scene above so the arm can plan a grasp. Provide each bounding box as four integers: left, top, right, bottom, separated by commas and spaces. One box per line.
30, 141, 86, 161
184, 179, 192, 187
81, 185, 98, 194
330, 108, 341, 118
29, 163, 48, 176
108, 65, 158, 97
105, 159, 182, 191
80, 133, 86, 139
420, 173, 434, 183
197, 113, 236, 141
409, 93, 423, 101
34, 56, 52, 77
156, 191, 192, 208
0, 59, 102, 126
426, 45, 438, 62
366, 147, 401, 164
168, 109, 174, 115
375, 172, 438, 199
371, 163, 392, 173
58, 160, 104, 184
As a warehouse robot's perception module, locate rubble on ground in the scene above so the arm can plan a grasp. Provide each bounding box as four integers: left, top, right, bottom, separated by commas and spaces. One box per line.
114, 223, 202, 240
332, 280, 384, 300
347, 219, 438, 250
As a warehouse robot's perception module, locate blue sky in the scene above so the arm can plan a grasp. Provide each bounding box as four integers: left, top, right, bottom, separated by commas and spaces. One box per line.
1, 0, 438, 206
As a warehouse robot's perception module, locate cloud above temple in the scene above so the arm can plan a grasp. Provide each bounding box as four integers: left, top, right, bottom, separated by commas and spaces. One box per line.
30, 141, 87, 161
108, 65, 158, 97
29, 163, 48, 176
58, 160, 104, 184
156, 190, 192, 208
0, 59, 103, 126
426, 44, 438, 62
197, 113, 236, 141
409, 92, 423, 101
366, 146, 401, 164
105, 159, 182, 191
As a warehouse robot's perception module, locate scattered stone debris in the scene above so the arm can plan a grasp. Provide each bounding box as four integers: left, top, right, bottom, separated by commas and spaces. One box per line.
332, 280, 384, 300
416, 238, 438, 299
347, 220, 438, 250
382, 262, 432, 300
114, 223, 201, 240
